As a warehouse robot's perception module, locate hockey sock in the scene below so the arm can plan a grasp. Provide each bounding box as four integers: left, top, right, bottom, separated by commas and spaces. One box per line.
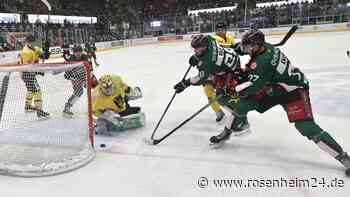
33, 91, 43, 110
203, 84, 221, 113
295, 120, 343, 158
25, 91, 34, 106
313, 131, 344, 158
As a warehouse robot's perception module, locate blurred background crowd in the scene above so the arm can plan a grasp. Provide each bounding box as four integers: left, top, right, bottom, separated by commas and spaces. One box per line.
1, 0, 350, 52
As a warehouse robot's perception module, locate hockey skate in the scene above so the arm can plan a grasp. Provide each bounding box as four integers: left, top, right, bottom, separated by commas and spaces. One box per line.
230, 120, 251, 137
25, 104, 36, 112
210, 127, 232, 147
37, 109, 50, 119
336, 152, 350, 177
210, 119, 251, 148
215, 110, 225, 122
63, 103, 74, 118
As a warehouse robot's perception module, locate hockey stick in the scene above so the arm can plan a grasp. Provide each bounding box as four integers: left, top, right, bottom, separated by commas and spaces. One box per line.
150, 64, 193, 140
41, 0, 52, 63
272, 25, 298, 47
147, 27, 298, 145
231, 25, 298, 55
147, 95, 221, 145
0, 72, 11, 122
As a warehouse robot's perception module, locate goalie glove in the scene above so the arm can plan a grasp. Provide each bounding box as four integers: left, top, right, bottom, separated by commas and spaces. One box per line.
125, 87, 142, 101
174, 79, 191, 93
34, 71, 45, 76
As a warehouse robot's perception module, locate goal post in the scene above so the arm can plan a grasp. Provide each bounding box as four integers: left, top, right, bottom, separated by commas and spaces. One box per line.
0, 61, 95, 177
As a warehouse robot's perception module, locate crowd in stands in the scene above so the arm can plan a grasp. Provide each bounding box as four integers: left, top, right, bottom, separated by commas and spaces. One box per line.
140, 0, 350, 35
0, 20, 117, 52
0, 0, 102, 17
1, 0, 350, 52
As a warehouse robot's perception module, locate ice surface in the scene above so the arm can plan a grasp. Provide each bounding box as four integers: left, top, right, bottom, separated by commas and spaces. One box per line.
1, 31, 350, 196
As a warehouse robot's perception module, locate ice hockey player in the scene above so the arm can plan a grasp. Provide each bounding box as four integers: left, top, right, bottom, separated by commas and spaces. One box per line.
93, 74, 144, 134
211, 28, 350, 176
84, 40, 99, 67
20, 34, 50, 119
61, 41, 71, 61
174, 34, 242, 136
212, 22, 236, 48
62, 45, 90, 117
188, 23, 237, 123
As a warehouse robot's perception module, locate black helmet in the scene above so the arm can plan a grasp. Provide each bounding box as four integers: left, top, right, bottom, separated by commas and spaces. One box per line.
191, 34, 208, 48
72, 45, 83, 53
25, 34, 36, 42
241, 28, 265, 48
216, 22, 227, 30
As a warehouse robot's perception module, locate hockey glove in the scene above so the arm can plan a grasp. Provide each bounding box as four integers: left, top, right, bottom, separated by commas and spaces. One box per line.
35, 72, 45, 76
189, 55, 199, 67
174, 79, 191, 93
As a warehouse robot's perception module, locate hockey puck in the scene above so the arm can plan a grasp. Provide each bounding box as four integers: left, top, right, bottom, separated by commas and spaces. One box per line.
346, 169, 350, 177
100, 143, 106, 148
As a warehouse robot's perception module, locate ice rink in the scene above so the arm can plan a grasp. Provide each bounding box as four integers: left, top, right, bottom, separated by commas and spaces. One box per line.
1, 31, 350, 197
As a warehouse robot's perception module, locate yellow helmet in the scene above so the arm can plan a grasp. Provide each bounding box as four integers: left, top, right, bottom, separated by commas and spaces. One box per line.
99, 75, 113, 96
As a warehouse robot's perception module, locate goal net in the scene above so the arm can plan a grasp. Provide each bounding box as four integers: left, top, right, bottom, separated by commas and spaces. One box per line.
0, 62, 95, 177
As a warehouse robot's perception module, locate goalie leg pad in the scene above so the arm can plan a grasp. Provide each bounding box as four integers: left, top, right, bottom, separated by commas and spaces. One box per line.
96, 111, 145, 133
95, 118, 109, 134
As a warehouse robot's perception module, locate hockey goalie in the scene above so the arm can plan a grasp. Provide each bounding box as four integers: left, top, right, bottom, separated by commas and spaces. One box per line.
92, 74, 145, 134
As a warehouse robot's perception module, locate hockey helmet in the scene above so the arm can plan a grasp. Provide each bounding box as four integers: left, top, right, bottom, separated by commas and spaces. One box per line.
25, 34, 36, 43
241, 28, 265, 53
72, 45, 83, 53
216, 22, 227, 30
191, 34, 208, 48
99, 75, 114, 96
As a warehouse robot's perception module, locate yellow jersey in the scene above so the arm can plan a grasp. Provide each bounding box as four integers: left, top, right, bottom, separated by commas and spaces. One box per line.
212, 34, 235, 48
20, 45, 43, 64
92, 74, 130, 117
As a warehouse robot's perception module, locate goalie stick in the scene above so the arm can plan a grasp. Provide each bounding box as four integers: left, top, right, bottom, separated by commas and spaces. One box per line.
147, 26, 298, 146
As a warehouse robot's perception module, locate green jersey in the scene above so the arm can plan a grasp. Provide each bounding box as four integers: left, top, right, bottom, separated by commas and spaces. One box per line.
84, 43, 97, 53
240, 42, 309, 97
191, 36, 239, 85
68, 54, 90, 62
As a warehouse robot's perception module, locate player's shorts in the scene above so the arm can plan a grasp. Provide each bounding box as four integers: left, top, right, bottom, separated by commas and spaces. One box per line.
251, 85, 313, 122
22, 72, 40, 92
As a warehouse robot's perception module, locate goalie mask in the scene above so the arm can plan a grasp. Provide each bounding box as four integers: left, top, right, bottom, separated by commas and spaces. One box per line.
99, 75, 114, 96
